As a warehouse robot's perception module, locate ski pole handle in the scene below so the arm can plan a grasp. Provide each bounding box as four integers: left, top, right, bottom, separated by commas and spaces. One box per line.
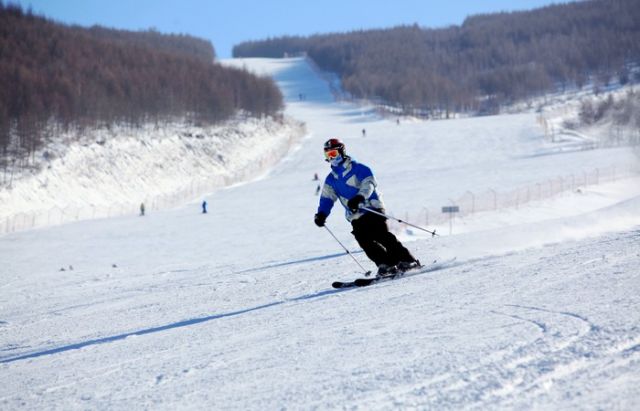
360, 206, 438, 237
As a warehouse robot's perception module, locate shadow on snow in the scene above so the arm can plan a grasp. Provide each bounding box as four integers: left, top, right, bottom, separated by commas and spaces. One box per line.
1, 255, 470, 364
0, 286, 350, 364
235, 250, 363, 274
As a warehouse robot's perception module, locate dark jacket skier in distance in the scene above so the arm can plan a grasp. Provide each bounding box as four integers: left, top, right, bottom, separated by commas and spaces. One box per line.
314, 138, 418, 275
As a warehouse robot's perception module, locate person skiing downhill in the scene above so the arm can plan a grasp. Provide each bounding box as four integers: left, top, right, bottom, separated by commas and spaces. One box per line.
314, 138, 419, 276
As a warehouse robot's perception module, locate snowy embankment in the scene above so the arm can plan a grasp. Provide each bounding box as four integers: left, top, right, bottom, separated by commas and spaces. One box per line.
535, 84, 640, 154
0, 116, 305, 233
1, 57, 639, 410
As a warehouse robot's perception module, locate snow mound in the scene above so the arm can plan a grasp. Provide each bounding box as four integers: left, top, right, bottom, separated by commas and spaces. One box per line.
1, 117, 305, 232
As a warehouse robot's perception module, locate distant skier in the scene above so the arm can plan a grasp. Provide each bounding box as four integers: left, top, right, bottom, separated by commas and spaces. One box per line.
313, 138, 418, 275
140, 202, 145, 216
202, 200, 207, 214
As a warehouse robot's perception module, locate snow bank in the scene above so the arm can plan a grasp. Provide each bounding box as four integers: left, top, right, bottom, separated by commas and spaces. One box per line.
0, 117, 306, 233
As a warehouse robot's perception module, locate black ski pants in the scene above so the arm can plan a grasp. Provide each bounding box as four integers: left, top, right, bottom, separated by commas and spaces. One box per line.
351, 211, 414, 267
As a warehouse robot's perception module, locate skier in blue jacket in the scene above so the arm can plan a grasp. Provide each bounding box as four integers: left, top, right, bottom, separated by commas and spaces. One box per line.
314, 138, 418, 275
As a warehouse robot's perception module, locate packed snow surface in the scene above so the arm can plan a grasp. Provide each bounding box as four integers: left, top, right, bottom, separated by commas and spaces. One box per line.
1, 57, 639, 410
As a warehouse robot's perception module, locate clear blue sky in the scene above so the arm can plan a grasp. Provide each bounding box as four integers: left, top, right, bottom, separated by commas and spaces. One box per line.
14, 0, 570, 58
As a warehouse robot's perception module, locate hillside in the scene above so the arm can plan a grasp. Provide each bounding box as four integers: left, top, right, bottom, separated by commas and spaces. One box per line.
0, 3, 283, 175
234, 0, 640, 115
1, 57, 639, 409
0, 116, 305, 234
84, 25, 217, 63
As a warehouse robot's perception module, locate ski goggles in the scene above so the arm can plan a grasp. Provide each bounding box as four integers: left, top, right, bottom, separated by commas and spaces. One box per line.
324, 149, 340, 160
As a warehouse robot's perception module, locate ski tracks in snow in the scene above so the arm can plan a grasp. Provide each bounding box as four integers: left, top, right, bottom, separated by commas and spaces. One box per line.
2, 230, 638, 409
353, 299, 640, 410
348, 230, 640, 410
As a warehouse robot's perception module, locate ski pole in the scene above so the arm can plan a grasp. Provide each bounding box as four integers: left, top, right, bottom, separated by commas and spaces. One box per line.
323, 225, 372, 276
360, 206, 438, 237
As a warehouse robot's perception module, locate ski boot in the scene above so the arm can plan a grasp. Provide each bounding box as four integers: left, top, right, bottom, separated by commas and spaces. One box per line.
397, 259, 421, 272
376, 264, 398, 278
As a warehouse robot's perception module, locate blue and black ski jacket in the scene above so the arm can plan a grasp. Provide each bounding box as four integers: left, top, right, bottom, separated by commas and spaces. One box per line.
317, 157, 385, 222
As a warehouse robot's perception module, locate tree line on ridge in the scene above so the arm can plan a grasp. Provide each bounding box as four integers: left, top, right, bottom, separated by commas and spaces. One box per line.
0, 2, 283, 176
234, 0, 640, 117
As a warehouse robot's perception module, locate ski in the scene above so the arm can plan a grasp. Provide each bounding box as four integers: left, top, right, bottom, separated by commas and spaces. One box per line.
332, 257, 457, 289
332, 280, 359, 289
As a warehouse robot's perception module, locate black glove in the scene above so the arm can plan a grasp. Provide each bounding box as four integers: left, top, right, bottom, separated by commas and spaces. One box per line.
347, 195, 365, 212
314, 212, 327, 227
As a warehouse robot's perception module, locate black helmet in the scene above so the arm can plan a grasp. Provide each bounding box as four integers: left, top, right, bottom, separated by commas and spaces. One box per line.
324, 138, 346, 157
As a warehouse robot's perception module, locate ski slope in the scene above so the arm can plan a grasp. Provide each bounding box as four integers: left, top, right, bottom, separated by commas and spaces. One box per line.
1, 57, 639, 410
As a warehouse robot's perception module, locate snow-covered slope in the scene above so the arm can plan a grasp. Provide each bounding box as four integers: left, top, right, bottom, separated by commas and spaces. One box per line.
0, 117, 304, 233
1, 57, 639, 410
